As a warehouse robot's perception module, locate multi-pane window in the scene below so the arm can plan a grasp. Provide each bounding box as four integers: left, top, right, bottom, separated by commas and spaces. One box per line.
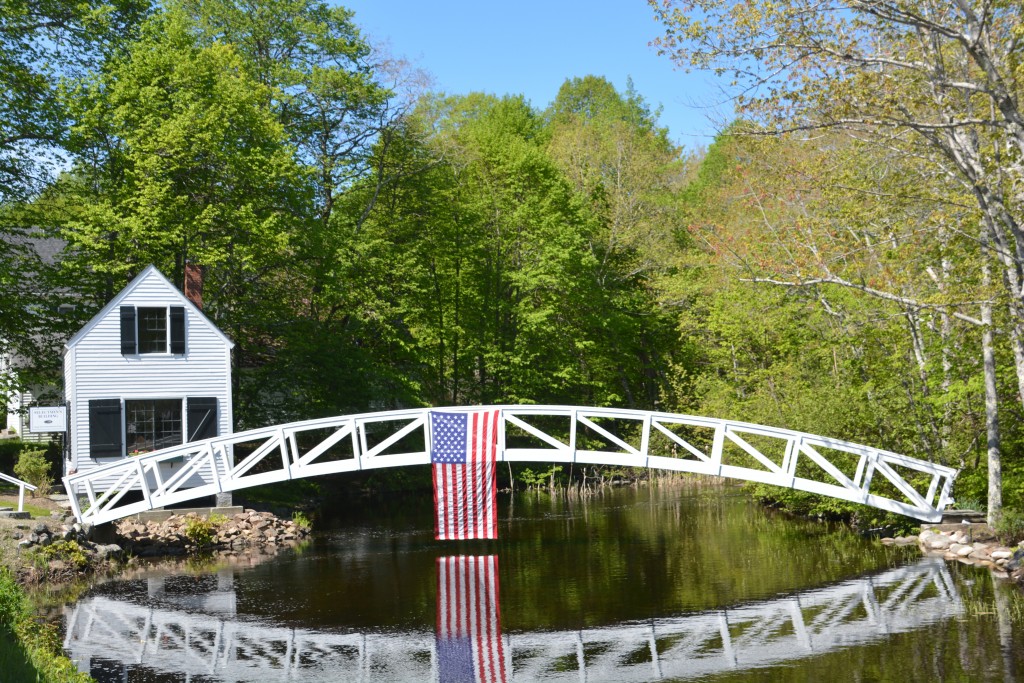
137, 307, 168, 353
125, 399, 182, 453
89, 396, 216, 458
120, 305, 186, 355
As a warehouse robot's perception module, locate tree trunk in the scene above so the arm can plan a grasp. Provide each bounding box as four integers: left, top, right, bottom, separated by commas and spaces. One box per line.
981, 232, 1002, 526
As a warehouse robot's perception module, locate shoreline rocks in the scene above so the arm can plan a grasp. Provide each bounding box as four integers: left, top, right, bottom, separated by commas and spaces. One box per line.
11, 519, 124, 583
11, 508, 310, 582
882, 527, 1024, 584
114, 508, 310, 556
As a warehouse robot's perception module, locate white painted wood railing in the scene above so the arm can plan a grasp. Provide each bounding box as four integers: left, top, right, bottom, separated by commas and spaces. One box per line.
63, 406, 959, 525
0, 471, 37, 512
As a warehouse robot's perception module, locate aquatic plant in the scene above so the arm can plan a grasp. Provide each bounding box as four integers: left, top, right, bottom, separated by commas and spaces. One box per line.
292, 511, 312, 531
518, 465, 563, 490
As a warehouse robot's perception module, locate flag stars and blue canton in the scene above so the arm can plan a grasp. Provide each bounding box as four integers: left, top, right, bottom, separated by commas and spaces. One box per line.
432, 412, 469, 464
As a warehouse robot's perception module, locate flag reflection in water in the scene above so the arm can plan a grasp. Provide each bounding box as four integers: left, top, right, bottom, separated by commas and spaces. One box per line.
436, 555, 506, 683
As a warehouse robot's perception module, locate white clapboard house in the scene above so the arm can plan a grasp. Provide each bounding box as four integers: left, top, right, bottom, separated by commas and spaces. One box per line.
63, 265, 233, 489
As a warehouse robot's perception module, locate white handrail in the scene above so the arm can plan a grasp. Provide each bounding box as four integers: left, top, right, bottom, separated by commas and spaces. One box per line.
0, 471, 38, 513
63, 405, 960, 525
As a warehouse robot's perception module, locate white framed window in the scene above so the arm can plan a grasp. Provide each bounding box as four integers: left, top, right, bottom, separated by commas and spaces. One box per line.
125, 399, 183, 453
137, 307, 168, 353
120, 306, 186, 355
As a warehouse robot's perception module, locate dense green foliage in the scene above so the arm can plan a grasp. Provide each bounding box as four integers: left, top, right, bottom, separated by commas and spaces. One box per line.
12, 449, 51, 497
0, 567, 92, 682
667, 131, 1024, 524
650, 0, 1024, 522
2, 0, 1021, 525
0, 439, 41, 474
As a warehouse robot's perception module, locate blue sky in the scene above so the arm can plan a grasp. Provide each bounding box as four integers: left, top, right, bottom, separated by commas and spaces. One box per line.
342, 0, 732, 151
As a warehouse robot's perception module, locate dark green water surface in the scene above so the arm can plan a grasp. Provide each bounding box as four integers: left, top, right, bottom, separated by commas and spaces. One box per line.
62, 483, 1024, 682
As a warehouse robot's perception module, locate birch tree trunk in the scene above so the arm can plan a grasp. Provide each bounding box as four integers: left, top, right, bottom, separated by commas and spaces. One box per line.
981, 232, 1002, 526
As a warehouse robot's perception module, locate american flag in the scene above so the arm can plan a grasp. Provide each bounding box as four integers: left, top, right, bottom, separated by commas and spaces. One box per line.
431, 409, 500, 540
436, 555, 506, 683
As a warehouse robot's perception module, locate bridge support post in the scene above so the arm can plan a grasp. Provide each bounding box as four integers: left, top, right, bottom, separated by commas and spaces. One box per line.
215, 492, 233, 507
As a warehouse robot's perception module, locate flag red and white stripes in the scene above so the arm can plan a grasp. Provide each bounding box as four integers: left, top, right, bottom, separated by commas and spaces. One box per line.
436, 555, 506, 683
430, 409, 500, 540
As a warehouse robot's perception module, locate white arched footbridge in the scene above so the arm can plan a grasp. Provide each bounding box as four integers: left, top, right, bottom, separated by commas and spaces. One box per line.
64, 406, 957, 525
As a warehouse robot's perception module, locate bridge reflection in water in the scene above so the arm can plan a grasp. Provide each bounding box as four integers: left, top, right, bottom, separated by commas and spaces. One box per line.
65, 557, 960, 683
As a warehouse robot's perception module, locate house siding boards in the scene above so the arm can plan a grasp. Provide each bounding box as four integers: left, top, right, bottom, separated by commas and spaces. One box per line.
64, 266, 233, 486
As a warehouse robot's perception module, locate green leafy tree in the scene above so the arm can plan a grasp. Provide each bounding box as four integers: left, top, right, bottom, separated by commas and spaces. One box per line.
0, 0, 149, 407
0, 0, 150, 203
352, 93, 623, 406
49, 7, 308, 425
670, 128, 1015, 522
173, 0, 414, 422
651, 0, 1024, 523
545, 76, 688, 408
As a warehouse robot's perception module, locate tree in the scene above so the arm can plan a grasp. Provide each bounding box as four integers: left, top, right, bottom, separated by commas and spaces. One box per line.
173, 0, 423, 421
0, 0, 149, 405
47, 7, 307, 424
651, 0, 1024, 523
670, 129, 1005, 523
352, 93, 644, 407
175, 0, 399, 220
545, 76, 688, 407
0, 0, 149, 203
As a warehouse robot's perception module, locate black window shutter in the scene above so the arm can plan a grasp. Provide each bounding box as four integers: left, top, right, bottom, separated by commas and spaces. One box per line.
169, 306, 185, 354
187, 397, 218, 442
120, 306, 136, 355
89, 399, 123, 457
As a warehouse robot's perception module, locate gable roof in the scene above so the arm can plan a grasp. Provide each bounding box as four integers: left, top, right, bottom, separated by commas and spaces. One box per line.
2, 233, 66, 266
64, 264, 234, 351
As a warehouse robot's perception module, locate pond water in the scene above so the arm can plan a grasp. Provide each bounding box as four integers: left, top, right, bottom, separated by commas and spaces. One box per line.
61, 482, 1024, 682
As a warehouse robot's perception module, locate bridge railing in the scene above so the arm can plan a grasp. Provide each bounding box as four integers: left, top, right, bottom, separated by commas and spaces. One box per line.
1, 471, 37, 512
63, 406, 958, 525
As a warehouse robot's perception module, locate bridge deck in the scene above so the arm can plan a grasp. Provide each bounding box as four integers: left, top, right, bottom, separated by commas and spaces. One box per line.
63, 406, 958, 525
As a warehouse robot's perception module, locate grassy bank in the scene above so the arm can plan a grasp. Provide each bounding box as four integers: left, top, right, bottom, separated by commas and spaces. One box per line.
0, 564, 91, 682
0, 493, 94, 682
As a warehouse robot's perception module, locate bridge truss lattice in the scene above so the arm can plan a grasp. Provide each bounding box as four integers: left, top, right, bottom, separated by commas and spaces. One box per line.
64, 406, 958, 525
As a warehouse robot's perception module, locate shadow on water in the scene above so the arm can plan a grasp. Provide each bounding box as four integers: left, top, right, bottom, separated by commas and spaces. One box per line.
60, 484, 1024, 682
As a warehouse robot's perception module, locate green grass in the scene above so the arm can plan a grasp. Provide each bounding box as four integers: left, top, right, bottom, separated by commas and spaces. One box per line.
22, 503, 55, 519
0, 485, 56, 518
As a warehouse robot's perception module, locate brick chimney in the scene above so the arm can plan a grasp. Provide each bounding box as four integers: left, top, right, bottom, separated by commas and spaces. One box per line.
184, 262, 204, 309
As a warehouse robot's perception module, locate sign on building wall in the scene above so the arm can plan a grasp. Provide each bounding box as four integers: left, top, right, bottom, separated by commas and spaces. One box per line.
29, 406, 67, 433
